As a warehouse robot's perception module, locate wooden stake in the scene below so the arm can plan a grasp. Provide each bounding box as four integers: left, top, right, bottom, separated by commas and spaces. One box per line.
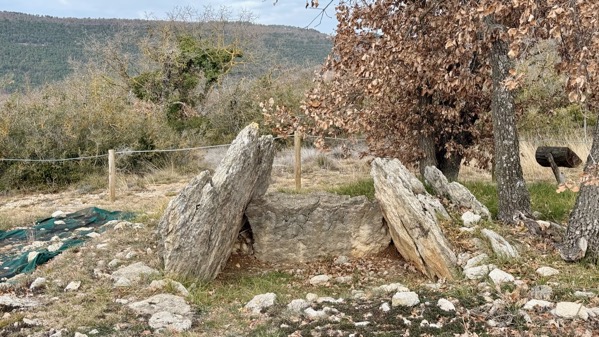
294, 131, 301, 191
108, 149, 116, 202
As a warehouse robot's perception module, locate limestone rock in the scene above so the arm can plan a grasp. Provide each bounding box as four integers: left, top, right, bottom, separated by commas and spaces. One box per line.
553, 302, 588, 320
481, 229, 518, 258
245, 293, 276, 314
536, 266, 559, 277
158, 124, 275, 281
488, 268, 515, 285
111, 262, 159, 285
424, 166, 491, 219
309, 275, 330, 285
461, 211, 482, 227
392, 291, 420, 307
371, 158, 457, 280
128, 294, 191, 316
380, 302, 391, 312
246, 192, 389, 263
30, 277, 47, 290
437, 298, 456, 312
287, 299, 310, 313
463, 264, 496, 280
464, 253, 489, 269
64, 281, 81, 292
0, 295, 40, 308
148, 311, 192, 332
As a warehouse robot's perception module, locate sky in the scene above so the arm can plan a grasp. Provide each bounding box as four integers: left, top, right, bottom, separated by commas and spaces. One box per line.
0, 0, 338, 34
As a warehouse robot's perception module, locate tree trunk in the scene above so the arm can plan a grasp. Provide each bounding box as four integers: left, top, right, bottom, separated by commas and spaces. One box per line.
559, 120, 599, 262
489, 37, 531, 223
437, 149, 462, 182
418, 134, 438, 177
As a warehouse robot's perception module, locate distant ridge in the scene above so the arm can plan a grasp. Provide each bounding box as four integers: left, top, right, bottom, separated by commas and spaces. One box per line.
0, 11, 332, 92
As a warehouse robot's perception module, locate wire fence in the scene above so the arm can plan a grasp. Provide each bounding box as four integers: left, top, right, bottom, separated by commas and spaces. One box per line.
0, 134, 365, 163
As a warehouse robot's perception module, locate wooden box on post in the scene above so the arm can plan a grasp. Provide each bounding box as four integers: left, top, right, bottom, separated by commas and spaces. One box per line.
535, 146, 582, 184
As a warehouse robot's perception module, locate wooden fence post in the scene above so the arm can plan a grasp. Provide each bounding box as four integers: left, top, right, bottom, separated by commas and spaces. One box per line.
108, 149, 116, 202
294, 131, 301, 191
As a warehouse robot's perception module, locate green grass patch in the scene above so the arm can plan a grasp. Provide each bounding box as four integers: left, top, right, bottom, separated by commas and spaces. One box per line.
528, 182, 577, 223
461, 181, 499, 218
462, 181, 576, 223
327, 178, 375, 200
188, 271, 294, 310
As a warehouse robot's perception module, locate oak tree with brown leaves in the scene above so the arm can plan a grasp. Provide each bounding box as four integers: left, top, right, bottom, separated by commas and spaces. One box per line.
268, 1, 599, 249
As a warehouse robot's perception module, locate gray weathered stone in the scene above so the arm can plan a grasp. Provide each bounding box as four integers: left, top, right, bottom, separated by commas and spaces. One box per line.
488, 268, 515, 285
29, 277, 47, 290
481, 229, 519, 258
128, 294, 191, 316
309, 275, 330, 285
245, 293, 277, 314
148, 311, 192, 332
64, 281, 81, 292
437, 298, 456, 312
536, 266, 559, 277
371, 158, 457, 280
392, 292, 420, 307
246, 192, 389, 263
424, 166, 491, 219
461, 211, 482, 227
553, 302, 588, 320
464, 253, 489, 269
158, 124, 275, 281
287, 299, 310, 313
111, 262, 159, 285
463, 264, 496, 280
0, 295, 40, 308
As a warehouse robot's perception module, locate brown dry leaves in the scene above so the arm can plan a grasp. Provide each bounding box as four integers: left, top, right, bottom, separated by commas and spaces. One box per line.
265, 0, 598, 169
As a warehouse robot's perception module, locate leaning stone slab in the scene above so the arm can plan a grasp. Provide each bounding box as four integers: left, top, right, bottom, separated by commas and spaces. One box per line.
371, 158, 457, 280
424, 166, 491, 219
246, 192, 390, 263
158, 124, 275, 281
481, 229, 519, 258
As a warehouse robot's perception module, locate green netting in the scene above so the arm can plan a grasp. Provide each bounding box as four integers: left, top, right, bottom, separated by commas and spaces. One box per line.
0, 207, 133, 282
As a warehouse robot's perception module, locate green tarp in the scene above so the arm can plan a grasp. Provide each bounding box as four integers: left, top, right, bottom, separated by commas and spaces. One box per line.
0, 207, 133, 282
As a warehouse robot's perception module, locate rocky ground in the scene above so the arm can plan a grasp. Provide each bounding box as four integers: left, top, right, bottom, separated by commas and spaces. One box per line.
0, 149, 598, 336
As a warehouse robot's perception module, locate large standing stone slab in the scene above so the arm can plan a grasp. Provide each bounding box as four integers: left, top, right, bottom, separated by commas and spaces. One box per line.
157, 124, 275, 281
371, 158, 457, 280
246, 192, 390, 263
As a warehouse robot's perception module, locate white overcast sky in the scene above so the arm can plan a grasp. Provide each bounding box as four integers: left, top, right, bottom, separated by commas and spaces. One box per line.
0, 0, 337, 34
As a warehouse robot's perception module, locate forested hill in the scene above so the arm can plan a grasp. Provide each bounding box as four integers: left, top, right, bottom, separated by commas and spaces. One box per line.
0, 11, 332, 92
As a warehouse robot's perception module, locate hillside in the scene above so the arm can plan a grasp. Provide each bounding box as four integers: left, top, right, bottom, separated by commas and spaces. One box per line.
0, 11, 332, 92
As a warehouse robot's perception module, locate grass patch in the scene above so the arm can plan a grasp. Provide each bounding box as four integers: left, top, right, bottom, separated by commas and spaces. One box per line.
528, 182, 577, 223
462, 181, 576, 223
188, 271, 294, 310
327, 178, 375, 200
